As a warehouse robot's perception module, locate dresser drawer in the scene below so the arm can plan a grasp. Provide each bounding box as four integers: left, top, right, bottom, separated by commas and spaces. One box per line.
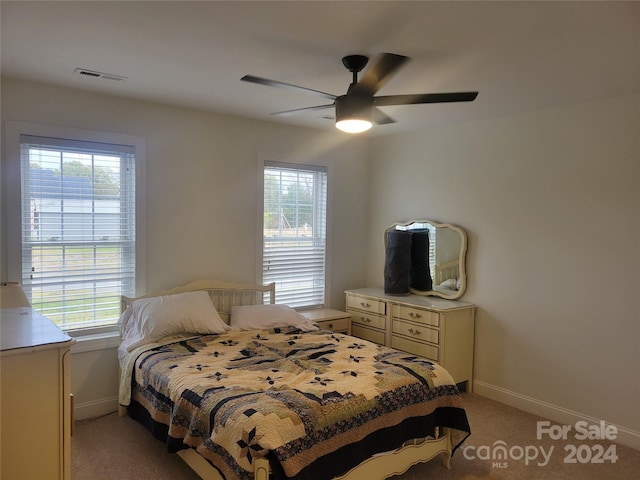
391, 335, 439, 362
391, 304, 439, 327
316, 317, 350, 333
346, 294, 386, 315
348, 310, 386, 330
352, 324, 386, 345
392, 319, 439, 344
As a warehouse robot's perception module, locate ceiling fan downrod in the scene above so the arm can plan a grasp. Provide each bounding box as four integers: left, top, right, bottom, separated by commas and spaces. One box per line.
342, 55, 369, 85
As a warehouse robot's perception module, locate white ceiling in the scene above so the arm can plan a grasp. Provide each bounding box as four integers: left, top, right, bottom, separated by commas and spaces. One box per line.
2, 1, 639, 136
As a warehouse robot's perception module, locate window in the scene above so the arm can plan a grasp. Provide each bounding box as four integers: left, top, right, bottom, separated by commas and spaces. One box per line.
262, 161, 327, 308
15, 133, 139, 331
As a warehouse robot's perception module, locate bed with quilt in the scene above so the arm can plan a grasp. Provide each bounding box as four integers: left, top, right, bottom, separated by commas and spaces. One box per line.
118, 280, 471, 480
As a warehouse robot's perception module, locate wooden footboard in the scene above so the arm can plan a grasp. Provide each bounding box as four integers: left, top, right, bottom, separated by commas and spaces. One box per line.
120, 401, 452, 480
177, 449, 270, 480
175, 429, 452, 480
335, 430, 452, 479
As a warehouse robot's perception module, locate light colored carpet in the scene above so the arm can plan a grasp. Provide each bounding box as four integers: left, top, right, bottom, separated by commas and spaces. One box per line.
72, 393, 640, 479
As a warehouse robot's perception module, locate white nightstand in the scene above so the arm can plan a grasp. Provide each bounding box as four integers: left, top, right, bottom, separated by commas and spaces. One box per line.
300, 308, 351, 334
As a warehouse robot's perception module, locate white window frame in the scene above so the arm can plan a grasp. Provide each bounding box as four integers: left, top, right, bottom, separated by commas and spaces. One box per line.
4, 121, 146, 335
257, 155, 331, 309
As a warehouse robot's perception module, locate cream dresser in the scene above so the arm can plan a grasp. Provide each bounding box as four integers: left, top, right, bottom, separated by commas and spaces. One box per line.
1, 307, 75, 480
345, 288, 475, 391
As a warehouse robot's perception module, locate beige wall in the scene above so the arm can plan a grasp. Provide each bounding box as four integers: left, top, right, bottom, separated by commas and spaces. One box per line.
1, 77, 370, 418
368, 94, 640, 443
1, 77, 370, 304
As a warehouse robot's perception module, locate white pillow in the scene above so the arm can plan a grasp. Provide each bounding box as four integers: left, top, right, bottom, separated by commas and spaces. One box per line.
438, 278, 458, 289
230, 304, 319, 332
119, 290, 228, 351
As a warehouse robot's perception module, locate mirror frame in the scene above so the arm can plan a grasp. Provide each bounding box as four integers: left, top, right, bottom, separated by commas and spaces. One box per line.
386, 219, 468, 300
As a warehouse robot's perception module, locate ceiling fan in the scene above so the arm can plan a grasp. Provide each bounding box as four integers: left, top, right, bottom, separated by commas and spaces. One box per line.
241, 53, 478, 133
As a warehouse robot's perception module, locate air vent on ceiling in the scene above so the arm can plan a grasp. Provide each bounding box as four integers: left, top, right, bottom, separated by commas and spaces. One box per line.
74, 68, 127, 81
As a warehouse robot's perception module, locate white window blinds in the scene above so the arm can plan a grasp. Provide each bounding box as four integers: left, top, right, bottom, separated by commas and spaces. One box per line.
263, 161, 327, 308
19, 134, 136, 331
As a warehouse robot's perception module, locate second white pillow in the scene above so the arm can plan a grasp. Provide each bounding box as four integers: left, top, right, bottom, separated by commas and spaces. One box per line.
230, 304, 319, 332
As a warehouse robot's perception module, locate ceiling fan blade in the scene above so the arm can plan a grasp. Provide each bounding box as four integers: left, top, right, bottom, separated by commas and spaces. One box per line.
373, 108, 396, 125
271, 104, 335, 117
350, 53, 409, 96
374, 91, 478, 106
241, 75, 337, 101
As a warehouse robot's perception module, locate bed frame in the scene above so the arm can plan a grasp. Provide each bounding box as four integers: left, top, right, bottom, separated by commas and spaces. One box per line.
434, 260, 459, 287
118, 279, 453, 480
120, 279, 276, 323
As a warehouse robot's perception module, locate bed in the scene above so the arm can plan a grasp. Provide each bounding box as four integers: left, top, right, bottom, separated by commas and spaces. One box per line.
118, 279, 470, 480
431, 261, 461, 294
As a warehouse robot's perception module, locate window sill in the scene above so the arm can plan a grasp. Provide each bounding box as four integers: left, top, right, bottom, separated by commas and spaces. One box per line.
70, 330, 121, 354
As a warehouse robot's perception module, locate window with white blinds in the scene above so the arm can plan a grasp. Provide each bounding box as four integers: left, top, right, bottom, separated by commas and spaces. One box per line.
263, 161, 327, 308
19, 135, 136, 331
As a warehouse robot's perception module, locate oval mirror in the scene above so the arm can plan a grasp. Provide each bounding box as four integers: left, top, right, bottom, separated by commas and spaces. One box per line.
385, 220, 468, 299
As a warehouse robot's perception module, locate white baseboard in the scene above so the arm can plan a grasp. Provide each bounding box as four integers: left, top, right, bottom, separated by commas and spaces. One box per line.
74, 395, 119, 421
472, 379, 640, 451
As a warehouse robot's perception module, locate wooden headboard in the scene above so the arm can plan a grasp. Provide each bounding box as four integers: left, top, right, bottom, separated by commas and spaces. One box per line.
434, 261, 459, 286
120, 279, 276, 323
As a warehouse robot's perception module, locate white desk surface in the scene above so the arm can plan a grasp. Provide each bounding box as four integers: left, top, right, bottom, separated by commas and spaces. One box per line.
1, 307, 74, 353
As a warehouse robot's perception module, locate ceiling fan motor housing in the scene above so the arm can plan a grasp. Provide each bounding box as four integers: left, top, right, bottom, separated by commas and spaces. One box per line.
335, 94, 374, 122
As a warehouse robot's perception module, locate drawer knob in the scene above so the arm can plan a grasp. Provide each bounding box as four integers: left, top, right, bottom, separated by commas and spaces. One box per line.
360, 302, 371, 308
360, 316, 371, 323
328, 323, 334, 329
408, 328, 422, 336
408, 312, 422, 319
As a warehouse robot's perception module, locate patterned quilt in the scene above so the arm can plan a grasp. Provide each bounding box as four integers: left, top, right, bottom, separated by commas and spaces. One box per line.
122, 327, 470, 480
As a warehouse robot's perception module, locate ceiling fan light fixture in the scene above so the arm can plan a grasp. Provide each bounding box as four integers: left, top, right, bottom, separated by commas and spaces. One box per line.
336, 118, 373, 134
335, 95, 373, 134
